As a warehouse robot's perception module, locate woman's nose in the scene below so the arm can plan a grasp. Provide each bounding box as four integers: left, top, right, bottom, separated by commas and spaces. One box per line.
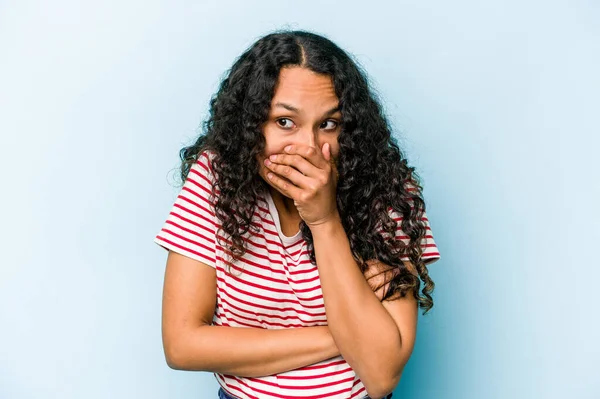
297, 128, 317, 149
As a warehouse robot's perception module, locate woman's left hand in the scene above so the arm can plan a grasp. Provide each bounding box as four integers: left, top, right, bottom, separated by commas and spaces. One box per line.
263, 143, 339, 228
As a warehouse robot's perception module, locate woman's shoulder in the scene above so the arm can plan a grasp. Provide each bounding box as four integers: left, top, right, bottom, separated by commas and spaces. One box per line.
197, 148, 217, 165
188, 149, 218, 181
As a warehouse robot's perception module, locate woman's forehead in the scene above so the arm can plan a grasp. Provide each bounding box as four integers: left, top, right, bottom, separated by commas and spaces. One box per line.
271, 67, 338, 112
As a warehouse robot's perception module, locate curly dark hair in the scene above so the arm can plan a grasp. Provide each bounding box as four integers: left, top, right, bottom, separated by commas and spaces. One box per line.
179, 30, 436, 314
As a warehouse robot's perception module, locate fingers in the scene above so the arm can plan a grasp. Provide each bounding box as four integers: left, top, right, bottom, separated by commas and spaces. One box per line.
262, 143, 336, 199
283, 144, 329, 169
321, 142, 331, 161
264, 165, 303, 199
267, 153, 318, 178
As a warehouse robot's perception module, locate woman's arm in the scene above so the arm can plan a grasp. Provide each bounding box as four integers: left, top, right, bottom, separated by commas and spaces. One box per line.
161, 251, 340, 377
260, 144, 417, 397
309, 216, 418, 399
168, 324, 339, 377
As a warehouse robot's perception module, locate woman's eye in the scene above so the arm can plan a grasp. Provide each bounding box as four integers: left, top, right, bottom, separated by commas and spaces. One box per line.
321, 120, 339, 130
276, 118, 294, 129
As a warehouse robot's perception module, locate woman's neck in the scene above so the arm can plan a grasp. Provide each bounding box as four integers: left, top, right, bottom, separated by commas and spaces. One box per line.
269, 187, 299, 218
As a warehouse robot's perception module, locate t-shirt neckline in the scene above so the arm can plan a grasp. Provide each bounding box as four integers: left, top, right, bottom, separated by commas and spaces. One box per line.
264, 190, 303, 246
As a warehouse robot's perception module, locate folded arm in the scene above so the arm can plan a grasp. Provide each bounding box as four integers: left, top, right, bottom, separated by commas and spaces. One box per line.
161, 251, 340, 377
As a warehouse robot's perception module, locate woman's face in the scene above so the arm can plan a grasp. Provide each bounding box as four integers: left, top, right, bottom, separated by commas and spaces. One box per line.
257, 66, 341, 191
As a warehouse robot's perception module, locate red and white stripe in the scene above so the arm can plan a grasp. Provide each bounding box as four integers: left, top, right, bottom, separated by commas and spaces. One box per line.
155, 150, 441, 398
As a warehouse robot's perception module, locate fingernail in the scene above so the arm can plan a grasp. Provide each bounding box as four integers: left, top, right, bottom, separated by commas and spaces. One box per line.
284, 145, 292, 152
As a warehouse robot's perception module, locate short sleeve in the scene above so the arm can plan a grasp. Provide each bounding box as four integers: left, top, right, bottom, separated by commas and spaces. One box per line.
153, 151, 218, 268
388, 207, 441, 266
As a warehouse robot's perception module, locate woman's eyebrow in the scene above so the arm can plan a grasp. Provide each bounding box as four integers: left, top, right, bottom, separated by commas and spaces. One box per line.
273, 102, 341, 117
274, 102, 300, 113
323, 106, 341, 117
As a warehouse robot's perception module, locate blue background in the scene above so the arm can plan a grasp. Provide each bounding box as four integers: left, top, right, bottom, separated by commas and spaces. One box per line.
1, 0, 598, 398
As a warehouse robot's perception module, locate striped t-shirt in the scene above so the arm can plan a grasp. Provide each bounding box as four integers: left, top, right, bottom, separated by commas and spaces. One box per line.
154, 150, 441, 399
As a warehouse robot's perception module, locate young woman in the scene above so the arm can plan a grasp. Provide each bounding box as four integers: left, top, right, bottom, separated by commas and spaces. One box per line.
154, 30, 440, 399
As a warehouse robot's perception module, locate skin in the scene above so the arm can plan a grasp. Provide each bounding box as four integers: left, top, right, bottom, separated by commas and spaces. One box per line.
161, 66, 417, 399
161, 68, 346, 382
256, 66, 341, 234
258, 66, 419, 397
